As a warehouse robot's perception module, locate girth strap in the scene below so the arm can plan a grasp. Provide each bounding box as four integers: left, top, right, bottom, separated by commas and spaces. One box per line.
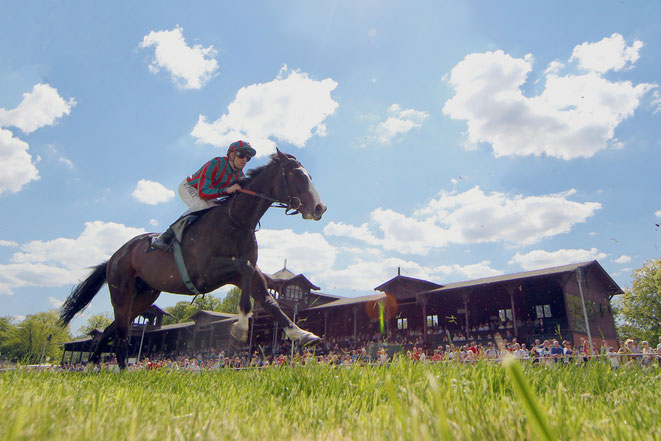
172, 240, 202, 295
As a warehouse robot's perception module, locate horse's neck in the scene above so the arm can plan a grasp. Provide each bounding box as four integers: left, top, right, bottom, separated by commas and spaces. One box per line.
228, 164, 279, 228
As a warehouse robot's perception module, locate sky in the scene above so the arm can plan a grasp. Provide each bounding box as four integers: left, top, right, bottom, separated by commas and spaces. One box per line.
1, 1, 660, 334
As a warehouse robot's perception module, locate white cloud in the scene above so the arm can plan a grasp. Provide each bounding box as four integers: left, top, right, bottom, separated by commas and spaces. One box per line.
0, 221, 145, 294
315, 257, 502, 293
256, 228, 337, 275
149, 219, 160, 227
509, 248, 607, 271
443, 36, 655, 159
139, 25, 218, 90
0, 240, 18, 247
0, 84, 75, 195
0, 128, 40, 195
322, 222, 381, 246
366, 103, 429, 144
319, 257, 431, 291
191, 65, 339, 156
131, 179, 175, 205
0, 83, 76, 134
614, 255, 632, 264
651, 90, 661, 114
570, 33, 643, 73
59, 157, 74, 168
49, 296, 64, 308
325, 186, 601, 254
655, 209, 661, 218
432, 261, 503, 281
544, 60, 565, 74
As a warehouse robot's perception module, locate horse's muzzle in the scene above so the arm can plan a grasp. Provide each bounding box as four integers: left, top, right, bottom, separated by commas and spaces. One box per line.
303, 203, 327, 221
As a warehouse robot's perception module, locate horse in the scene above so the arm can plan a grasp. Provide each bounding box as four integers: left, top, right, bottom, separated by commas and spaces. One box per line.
59, 149, 327, 369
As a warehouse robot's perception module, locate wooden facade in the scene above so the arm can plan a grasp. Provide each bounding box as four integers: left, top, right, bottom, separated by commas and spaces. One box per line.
62, 260, 622, 362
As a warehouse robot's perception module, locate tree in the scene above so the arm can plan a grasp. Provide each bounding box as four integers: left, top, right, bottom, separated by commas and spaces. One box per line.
615, 258, 661, 343
162, 301, 199, 325
0, 316, 12, 360
161, 290, 243, 325
220, 287, 243, 314
1, 311, 72, 364
161, 293, 224, 325
76, 313, 113, 338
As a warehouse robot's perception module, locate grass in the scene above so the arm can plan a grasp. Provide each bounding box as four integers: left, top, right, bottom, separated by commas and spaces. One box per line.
1, 360, 659, 441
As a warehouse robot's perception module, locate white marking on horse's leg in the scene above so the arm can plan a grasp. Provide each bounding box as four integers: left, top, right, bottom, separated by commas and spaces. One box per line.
284, 325, 316, 341
237, 311, 251, 331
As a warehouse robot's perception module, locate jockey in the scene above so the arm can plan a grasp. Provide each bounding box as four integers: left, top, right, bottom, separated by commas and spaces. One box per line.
151, 140, 257, 251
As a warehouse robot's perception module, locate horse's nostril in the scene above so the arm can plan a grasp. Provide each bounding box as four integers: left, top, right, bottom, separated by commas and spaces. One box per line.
315, 204, 327, 214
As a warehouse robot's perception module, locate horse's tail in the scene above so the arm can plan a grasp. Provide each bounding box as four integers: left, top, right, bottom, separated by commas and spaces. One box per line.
59, 262, 108, 326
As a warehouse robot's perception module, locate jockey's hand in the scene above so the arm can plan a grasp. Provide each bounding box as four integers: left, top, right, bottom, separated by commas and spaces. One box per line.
225, 184, 241, 194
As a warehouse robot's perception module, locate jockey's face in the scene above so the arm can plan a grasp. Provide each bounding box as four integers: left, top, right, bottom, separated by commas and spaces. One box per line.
229, 152, 250, 172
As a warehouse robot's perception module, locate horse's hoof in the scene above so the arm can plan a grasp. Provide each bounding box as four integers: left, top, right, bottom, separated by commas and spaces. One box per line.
230, 323, 248, 342
300, 333, 321, 347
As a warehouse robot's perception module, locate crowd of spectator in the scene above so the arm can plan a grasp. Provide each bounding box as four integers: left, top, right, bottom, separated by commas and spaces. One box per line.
35, 333, 660, 373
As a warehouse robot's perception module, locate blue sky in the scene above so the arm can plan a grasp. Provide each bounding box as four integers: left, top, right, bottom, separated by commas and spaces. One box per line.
1, 1, 660, 333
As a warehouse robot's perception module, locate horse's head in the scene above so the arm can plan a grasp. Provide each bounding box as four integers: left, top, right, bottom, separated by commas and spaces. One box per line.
274, 149, 327, 221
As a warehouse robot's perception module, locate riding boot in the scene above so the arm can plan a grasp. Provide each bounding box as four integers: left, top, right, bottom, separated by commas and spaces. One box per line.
151, 227, 175, 251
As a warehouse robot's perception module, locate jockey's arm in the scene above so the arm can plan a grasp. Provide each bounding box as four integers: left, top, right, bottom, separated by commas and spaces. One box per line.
224, 183, 241, 194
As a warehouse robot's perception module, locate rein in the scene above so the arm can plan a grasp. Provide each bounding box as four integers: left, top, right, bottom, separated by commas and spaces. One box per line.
236, 188, 301, 215
228, 165, 302, 231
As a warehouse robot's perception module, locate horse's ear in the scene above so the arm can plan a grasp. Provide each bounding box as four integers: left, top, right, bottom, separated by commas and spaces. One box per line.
275, 147, 288, 161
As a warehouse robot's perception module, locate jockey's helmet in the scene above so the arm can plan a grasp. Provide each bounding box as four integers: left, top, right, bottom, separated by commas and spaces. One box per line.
227, 140, 256, 158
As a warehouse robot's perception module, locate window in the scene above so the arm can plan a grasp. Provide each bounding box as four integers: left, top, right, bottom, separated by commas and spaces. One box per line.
498, 309, 513, 321
535, 304, 552, 318
426, 315, 439, 327
285, 285, 304, 301
397, 318, 408, 330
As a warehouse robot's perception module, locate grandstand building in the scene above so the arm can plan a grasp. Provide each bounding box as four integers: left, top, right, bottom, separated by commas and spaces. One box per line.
61, 260, 621, 363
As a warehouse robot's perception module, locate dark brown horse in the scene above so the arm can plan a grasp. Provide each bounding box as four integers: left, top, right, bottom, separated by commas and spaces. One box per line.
59, 149, 326, 369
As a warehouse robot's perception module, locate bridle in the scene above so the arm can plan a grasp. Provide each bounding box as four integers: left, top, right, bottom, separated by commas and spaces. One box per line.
228, 160, 303, 230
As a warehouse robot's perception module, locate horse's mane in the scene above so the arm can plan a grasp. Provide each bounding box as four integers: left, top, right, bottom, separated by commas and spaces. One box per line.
239, 152, 297, 186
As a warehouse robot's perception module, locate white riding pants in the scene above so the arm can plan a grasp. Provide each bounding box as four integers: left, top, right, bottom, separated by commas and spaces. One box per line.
178, 180, 216, 212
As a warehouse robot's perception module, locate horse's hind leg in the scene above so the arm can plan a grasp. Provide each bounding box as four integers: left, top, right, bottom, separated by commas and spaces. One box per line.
109, 274, 161, 370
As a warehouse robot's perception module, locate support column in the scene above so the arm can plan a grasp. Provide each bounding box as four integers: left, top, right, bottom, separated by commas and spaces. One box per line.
508, 286, 519, 339
160, 333, 166, 356
576, 268, 594, 352
353, 306, 359, 342
272, 322, 279, 355
463, 295, 470, 339
421, 296, 428, 344
323, 310, 329, 337
208, 326, 215, 348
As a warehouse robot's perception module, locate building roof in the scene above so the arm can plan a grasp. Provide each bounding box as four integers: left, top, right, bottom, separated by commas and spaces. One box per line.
421, 260, 623, 296
265, 266, 321, 291
189, 310, 238, 323
310, 291, 343, 300
268, 267, 297, 280
374, 274, 443, 297
307, 292, 386, 310
153, 321, 196, 331
139, 304, 174, 319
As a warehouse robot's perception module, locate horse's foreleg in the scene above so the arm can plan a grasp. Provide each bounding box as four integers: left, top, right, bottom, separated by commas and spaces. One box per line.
230, 260, 255, 343
250, 269, 321, 347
